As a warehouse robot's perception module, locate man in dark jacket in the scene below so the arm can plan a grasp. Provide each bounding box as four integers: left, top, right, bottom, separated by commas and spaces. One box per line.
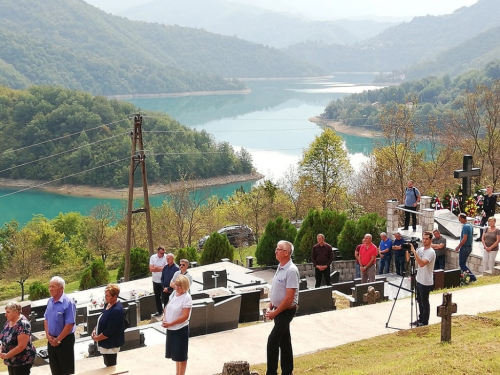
311, 234, 334, 287
161, 253, 180, 306
476, 185, 497, 241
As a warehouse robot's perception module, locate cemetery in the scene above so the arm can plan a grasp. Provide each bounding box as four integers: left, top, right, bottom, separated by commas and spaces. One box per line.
1, 155, 500, 374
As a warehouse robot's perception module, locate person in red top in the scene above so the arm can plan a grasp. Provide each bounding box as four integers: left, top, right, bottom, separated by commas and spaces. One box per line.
359, 234, 378, 283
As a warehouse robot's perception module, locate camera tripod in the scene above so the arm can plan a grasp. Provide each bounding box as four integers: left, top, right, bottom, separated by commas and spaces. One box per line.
385, 255, 418, 330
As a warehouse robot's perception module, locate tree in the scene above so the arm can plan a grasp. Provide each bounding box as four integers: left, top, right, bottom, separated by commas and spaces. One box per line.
337, 220, 359, 260
200, 232, 234, 265
4, 229, 45, 301
299, 128, 352, 210
451, 81, 500, 189
175, 246, 199, 264
117, 247, 150, 281
86, 204, 115, 262
79, 259, 109, 290
28, 281, 50, 300
256, 216, 297, 266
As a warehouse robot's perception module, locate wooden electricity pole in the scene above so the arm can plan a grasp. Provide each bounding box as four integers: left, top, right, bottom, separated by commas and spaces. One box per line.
124, 114, 154, 281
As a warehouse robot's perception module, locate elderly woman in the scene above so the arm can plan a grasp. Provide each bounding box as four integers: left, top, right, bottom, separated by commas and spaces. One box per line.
91, 284, 125, 367
162, 275, 192, 375
482, 216, 500, 272
0, 302, 36, 375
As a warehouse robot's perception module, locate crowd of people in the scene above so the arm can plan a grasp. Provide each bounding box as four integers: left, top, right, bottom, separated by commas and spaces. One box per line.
1, 182, 497, 375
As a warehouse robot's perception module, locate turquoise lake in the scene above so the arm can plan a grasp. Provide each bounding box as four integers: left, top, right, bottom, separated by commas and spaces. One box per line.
0, 75, 380, 226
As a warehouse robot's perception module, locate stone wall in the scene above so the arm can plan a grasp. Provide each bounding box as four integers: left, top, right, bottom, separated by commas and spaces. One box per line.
296, 261, 358, 282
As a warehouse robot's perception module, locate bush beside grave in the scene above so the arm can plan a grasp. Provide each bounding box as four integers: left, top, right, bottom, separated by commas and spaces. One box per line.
79, 259, 109, 290
117, 247, 150, 281
28, 281, 50, 300
200, 232, 234, 265
256, 216, 297, 265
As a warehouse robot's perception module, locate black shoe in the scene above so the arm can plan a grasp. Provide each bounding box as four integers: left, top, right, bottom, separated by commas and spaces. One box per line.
410, 320, 420, 326
475, 238, 482, 242
416, 322, 426, 327
403, 227, 409, 231
153, 312, 161, 317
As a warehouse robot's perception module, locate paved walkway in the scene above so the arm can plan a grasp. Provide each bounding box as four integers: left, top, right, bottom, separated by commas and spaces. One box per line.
9, 283, 500, 375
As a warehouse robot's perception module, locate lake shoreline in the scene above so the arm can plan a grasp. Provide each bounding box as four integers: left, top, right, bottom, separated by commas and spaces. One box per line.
309, 116, 382, 138
106, 89, 252, 100
0, 172, 264, 199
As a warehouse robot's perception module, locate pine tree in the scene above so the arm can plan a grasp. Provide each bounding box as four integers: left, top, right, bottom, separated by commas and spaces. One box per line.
256, 216, 297, 265
200, 232, 234, 265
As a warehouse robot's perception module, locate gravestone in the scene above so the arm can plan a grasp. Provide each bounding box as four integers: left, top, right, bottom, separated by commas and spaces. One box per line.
363, 286, 380, 304
137, 294, 156, 321
297, 286, 334, 316
351, 281, 386, 307
444, 269, 461, 289
433, 269, 445, 290
331, 280, 355, 295
299, 279, 307, 291
437, 293, 457, 342
234, 289, 261, 323
203, 270, 228, 289
434, 209, 462, 239
330, 271, 340, 284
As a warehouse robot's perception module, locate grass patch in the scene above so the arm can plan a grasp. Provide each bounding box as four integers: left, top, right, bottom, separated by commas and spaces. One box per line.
251, 311, 500, 375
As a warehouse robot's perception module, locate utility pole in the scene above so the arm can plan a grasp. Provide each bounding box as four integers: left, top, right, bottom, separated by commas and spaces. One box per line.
124, 114, 154, 282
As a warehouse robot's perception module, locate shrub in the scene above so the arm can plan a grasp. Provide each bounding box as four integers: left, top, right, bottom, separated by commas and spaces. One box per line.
79, 259, 109, 290
200, 232, 234, 265
28, 281, 50, 300
175, 246, 199, 264
256, 216, 297, 266
117, 247, 150, 280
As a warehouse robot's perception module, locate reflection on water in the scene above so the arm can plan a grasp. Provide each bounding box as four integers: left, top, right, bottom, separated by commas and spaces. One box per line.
1, 76, 381, 226
127, 76, 380, 178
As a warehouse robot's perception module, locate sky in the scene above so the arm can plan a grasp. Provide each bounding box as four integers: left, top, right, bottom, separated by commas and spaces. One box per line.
86, 0, 480, 21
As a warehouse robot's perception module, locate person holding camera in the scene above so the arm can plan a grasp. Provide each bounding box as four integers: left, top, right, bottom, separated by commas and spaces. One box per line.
407, 231, 436, 327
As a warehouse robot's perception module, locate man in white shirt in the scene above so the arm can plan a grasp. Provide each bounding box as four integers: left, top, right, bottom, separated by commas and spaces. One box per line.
149, 246, 167, 316
408, 231, 436, 327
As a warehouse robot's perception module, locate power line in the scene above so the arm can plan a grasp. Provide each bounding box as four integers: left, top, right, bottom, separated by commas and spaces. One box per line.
0, 132, 129, 175
3, 118, 129, 155
0, 157, 130, 198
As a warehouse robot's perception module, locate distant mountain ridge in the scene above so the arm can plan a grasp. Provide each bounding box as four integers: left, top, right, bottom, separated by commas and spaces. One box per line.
284, 0, 500, 77
0, 0, 324, 96
117, 0, 396, 48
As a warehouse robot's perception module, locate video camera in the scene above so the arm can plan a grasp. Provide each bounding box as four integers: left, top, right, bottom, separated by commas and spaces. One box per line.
401, 237, 420, 254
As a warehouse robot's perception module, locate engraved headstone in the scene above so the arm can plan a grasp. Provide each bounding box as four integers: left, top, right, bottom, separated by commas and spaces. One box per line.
437, 293, 457, 342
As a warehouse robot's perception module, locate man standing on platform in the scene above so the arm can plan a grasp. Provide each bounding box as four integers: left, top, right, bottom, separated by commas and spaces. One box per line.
476, 185, 497, 241
408, 231, 436, 327
311, 234, 334, 287
266, 240, 299, 375
150, 246, 167, 316
44, 276, 76, 375
455, 213, 477, 282
431, 229, 447, 270
359, 234, 378, 283
403, 180, 420, 231
161, 253, 180, 306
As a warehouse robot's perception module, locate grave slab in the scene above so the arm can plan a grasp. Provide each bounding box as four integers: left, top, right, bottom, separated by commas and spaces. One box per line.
434, 209, 462, 239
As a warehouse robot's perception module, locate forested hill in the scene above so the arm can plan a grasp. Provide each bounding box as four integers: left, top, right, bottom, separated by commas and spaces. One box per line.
322, 61, 500, 127
0, 0, 325, 96
0, 86, 254, 187
284, 0, 500, 75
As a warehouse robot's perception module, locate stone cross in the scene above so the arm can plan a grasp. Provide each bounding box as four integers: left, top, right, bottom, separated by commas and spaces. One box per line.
437, 292, 457, 342
363, 286, 380, 304
454, 155, 480, 199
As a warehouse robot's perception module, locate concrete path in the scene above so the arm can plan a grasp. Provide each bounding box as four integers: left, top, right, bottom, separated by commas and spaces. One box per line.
9, 283, 499, 375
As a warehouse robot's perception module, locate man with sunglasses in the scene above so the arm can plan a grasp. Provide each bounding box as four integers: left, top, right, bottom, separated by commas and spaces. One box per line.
170, 259, 193, 292
407, 231, 436, 327
265, 240, 299, 375
149, 246, 167, 317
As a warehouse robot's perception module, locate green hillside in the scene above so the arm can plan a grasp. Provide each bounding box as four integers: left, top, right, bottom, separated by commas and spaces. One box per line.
284, 0, 500, 75
0, 0, 324, 96
0, 86, 254, 187
322, 61, 500, 127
